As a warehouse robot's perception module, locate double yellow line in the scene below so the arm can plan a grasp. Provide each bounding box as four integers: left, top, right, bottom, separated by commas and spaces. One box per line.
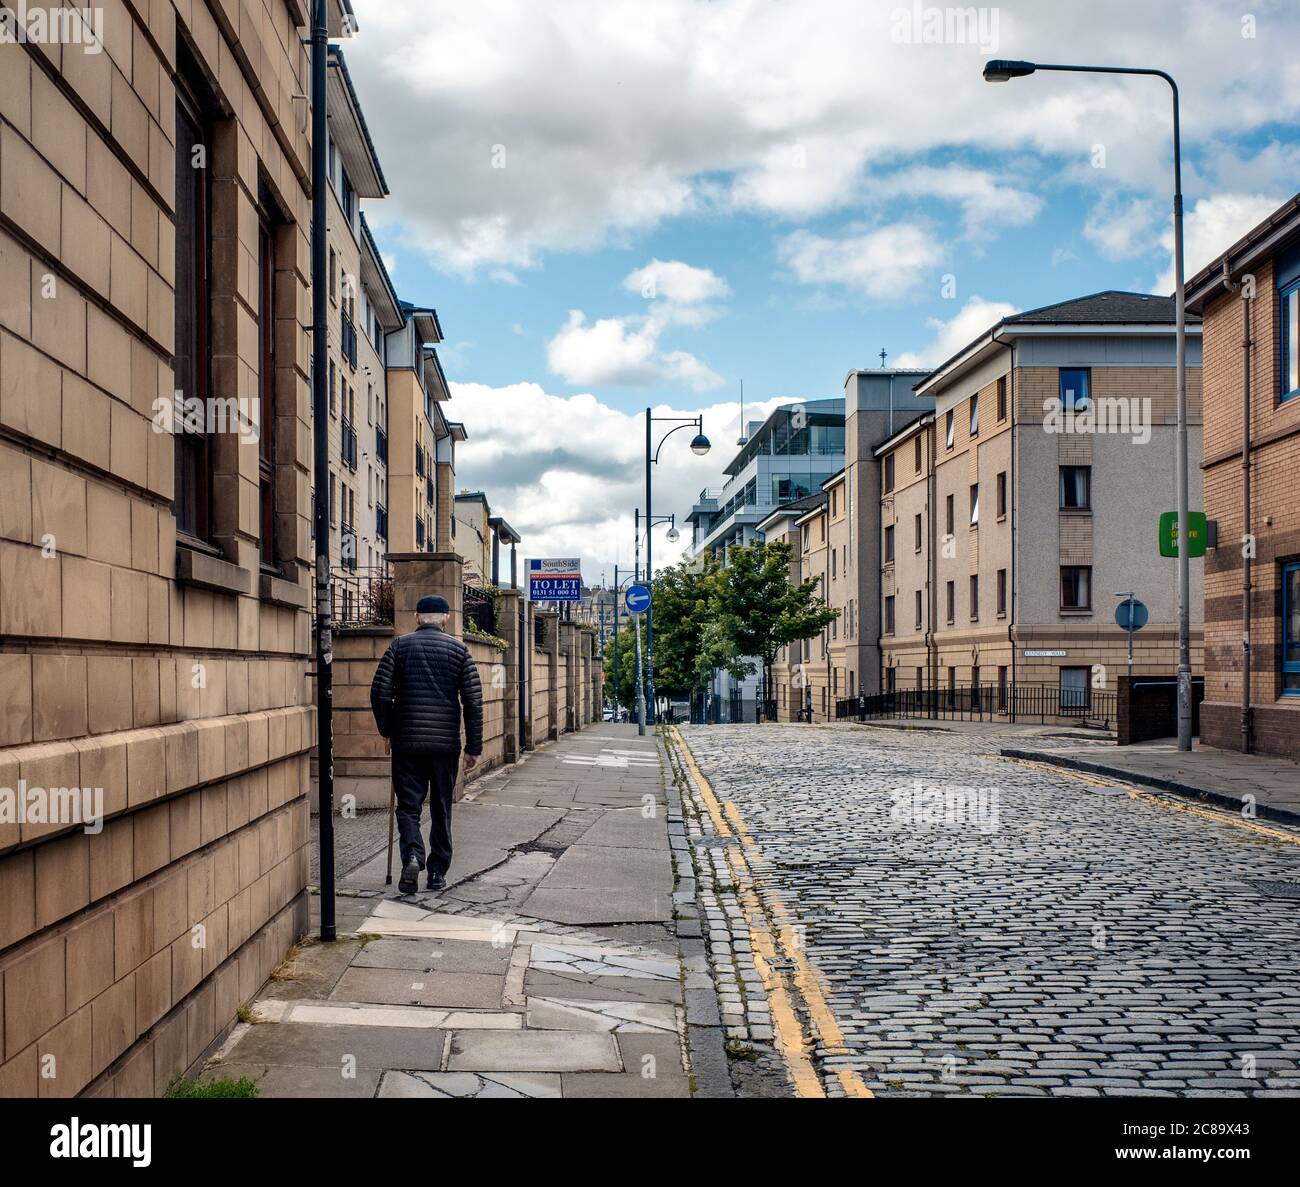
672, 728, 873, 1099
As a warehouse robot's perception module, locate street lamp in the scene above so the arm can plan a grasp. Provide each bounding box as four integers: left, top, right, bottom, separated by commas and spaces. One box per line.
645, 411, 710, 726
983, 58, 1192, 752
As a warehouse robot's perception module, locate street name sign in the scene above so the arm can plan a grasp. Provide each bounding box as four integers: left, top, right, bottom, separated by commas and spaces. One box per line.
529, 558, 582, 602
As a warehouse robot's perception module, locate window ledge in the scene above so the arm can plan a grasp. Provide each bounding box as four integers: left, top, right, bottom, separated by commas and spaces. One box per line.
260, 572, 310, 609
175, 544, 255, 597
1059, 608, 1093, 616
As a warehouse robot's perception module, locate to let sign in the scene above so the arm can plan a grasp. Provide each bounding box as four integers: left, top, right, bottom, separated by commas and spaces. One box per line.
1158, 511, 1208, 558
529, 558, 583, 602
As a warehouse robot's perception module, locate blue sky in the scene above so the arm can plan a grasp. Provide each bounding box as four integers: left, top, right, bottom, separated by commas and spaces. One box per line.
345, 0, 1300, 580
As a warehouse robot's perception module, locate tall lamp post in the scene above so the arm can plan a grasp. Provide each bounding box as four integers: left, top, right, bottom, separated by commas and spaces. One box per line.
310, 0, 336, 940
645, 411, 711, 724
983, 59, 1192, 752
633, 508, 679, 731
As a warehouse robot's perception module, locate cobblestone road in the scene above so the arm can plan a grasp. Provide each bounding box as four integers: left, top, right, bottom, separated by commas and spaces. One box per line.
676, 723, 1300, 1097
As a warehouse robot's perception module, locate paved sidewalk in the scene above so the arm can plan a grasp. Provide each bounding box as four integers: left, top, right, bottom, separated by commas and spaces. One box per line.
1002, 740, 1300, 825
197, 725, 732, 1098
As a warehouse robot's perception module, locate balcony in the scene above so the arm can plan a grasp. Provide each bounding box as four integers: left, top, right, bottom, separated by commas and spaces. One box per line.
415, 444, 426, 477
426, 476, 435, 505
375, 425, 388, 465
376, 504, 388, 541
341, 309, 358, 368
341, 418, 358, 471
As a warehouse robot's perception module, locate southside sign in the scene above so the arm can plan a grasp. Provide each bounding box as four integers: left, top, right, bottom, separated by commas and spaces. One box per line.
529, 558, 582, 602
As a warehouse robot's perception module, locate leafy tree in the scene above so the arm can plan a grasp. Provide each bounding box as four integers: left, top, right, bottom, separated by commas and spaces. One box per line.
602, 617, 645, 714
649, 557, 722, 697
693, 615, 754, 690
713, 539, 837, 702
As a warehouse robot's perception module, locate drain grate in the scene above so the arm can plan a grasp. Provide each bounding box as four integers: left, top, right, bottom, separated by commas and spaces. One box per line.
1245, 878, 1300, 900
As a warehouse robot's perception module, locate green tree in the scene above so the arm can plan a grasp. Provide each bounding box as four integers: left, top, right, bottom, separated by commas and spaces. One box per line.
602, 617, 645, 714
713, 539, 837, 703
649, 557, 722, 698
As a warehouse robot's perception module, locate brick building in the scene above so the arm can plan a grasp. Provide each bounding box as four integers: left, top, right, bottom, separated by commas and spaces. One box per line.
0, 0, 365, 1097
1186, 193, 1300, 758
874, 292, 1205, 716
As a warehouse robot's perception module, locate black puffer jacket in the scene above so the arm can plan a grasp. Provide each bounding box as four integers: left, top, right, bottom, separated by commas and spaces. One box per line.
370, 624, 484, 755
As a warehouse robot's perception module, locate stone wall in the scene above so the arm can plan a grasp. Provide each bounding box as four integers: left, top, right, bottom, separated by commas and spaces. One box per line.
0, 0, 317, 1098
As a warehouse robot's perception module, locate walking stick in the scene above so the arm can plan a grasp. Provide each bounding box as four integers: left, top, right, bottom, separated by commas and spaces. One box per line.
384, 740, 395, 886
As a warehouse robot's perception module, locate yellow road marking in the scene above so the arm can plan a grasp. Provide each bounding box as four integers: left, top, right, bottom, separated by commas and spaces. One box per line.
1004, 756, 1300, 847
672, 727, 873, 1099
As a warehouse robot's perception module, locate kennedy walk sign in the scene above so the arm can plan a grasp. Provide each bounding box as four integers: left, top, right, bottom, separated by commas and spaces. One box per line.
529, 558, 583, 602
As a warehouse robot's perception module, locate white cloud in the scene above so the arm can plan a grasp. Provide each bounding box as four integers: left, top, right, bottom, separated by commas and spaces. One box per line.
875, 165, 1042, 242
1084, 195, 1161, 259
1154, 192, 1286, 293
778, 223, 943, 301
450, 382, 790, 578
544, 309, 724, 391
346, 0, 1300, 276
545, 311, 659, 387
623, 259, 730, 306
895, 296, 1020, 368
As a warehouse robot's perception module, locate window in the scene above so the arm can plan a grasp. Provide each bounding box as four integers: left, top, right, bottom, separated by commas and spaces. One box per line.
329, 470, 337, 527
1061, 565, 1092, 610
885, 667, 896, 693
914, 589, 922, 630
1059, 465, 1091, 510
915, 667, 923, 690
914, 512, 923, 552
997, 568, 1007, 616
1281, 280, 1299, 402
884, 595, 895, 635
998, 666, 1008, 711
883, 453, 895, 493
914, 435, 922, 473
329, 247, 336, 302
257, 202, 280, 566
945, 580, 955, 624
1059, 368, 1090, 412
945, 493, 954, 537
969, 396, 979, 437
997, 374, 1007, 422
969, 482, 979, 526
884, 524, 895, 563
969, 573, 979, 620
173, 57, 214, 541
329, 360, 336, 416
831, 548, 837, 578
802, 523, 810, 551
1283, 562, 1300, 694
1060, 667, 1090, 713
341, 167, 355, 223
945, 409, 955, 449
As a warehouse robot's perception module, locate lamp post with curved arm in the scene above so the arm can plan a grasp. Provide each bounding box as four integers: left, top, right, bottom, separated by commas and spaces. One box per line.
645, 410, 710, 724
983, 59, 1191, 751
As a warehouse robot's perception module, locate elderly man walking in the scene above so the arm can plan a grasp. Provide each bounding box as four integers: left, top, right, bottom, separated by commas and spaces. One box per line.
370, 595, 484, 894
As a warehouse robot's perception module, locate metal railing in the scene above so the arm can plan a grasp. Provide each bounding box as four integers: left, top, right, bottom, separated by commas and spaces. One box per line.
375, 504, 387, 541
341, 309, 358, 367
835, 682, 1116, 729
464, 584, 497, 636
339, 524, 357, 573
534, 615, 548, 649
376, 425, 388, 464
332, 564, 393, 627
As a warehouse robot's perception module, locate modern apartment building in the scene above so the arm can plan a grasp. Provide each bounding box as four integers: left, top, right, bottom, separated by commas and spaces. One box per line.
383, 301, 461, 556
0, 0, 346, 1097
454, 489, 492, 583
1186, 192, 1300, 759
686, 399, 844, 720
686, 399, 845, 562
874, 292, 1205, 713
321, 44, 387, 591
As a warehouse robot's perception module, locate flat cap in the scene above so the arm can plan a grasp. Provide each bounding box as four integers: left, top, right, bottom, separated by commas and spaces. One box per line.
416, 595, 450, 614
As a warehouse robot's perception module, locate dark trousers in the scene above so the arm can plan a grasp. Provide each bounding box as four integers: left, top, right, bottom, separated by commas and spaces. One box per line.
392, 749, 460, 875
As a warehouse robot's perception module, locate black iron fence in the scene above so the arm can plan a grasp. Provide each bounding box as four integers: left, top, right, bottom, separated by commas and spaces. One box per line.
332, 565, 393, 628
835, 682, 1116, 729
534, 614, 548, 649
464, 584, 497, 636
